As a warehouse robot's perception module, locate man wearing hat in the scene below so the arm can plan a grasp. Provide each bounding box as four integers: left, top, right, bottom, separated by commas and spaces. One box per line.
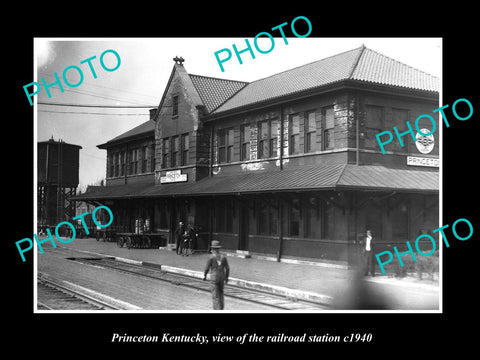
203, 240, 230, 310
175, 221, 185, 255
363, 229, 376, 276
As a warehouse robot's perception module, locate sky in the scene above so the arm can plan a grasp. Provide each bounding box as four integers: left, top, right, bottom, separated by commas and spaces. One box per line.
34, 37, 442, 191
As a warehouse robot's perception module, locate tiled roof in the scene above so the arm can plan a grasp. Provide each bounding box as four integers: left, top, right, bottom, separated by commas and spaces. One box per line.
166, 163, 346, 195
96, 46, 439, 148
337, 165, 439, 192
351, 48, 439, 92
97, 119, 155, 148
75, 164, 438, 200
213, 46, 439, 115
189, 74, 248, 113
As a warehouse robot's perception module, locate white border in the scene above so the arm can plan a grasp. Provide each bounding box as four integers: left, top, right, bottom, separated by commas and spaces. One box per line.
33, 37, 443, 314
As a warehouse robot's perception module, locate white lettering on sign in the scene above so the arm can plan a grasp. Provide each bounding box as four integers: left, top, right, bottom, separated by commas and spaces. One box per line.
407, 156, 439, 167
160, 170, 187, 183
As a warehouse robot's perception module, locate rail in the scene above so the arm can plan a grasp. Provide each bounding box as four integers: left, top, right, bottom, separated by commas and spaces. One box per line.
66, 257, 329, 311
37, 273, 122, 310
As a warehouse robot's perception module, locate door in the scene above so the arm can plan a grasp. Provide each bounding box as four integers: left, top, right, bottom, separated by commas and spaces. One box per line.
238, 197, 249, 251
169, 200, 177, 244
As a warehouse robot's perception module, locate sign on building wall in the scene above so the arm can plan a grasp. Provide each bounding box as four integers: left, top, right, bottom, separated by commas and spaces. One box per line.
415, 128, 435, 154
407, 156, 439, 167
160, 170, 187, 183
407, 128, 439, 167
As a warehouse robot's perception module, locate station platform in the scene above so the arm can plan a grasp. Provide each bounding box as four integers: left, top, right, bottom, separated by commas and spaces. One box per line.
47, 237, 440, 310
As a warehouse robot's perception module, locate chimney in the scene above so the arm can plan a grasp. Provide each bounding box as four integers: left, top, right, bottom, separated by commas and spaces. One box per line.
149, 108, 157, 120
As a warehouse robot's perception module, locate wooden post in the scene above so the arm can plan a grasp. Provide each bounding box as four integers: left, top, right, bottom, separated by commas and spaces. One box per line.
208, 196, 214, 252
277, 195, 284, 262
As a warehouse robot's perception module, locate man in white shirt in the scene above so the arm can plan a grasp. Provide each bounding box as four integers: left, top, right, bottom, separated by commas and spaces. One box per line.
364, 229, 375, 276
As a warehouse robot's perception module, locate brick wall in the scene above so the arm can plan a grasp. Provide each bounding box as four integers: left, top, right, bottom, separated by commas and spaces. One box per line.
154, 65, 211, 184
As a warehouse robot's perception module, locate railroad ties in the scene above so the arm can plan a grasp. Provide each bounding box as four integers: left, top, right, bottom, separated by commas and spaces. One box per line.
37, 275, 121, 310
63, 257, 329, 311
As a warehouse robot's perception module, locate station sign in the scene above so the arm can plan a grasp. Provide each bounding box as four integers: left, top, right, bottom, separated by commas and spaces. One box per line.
160, 170, 187, 183
407, 156, 439, 167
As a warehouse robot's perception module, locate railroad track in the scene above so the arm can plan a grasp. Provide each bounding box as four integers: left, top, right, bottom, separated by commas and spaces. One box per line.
67, 257, 329, 310
37, 275, 121, 310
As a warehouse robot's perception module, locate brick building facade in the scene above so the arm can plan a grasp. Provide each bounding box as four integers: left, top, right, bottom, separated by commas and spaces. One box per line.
77, 46, 439, 266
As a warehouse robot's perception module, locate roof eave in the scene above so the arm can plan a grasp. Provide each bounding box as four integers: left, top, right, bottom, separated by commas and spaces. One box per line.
335, 184, 439, 193
203, 81, 348, 122
344, 79, 439, 101
202, 80, 439, 122
97, 131, 155, 149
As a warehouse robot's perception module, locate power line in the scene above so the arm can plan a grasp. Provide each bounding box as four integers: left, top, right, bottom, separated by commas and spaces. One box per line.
35, 80, 155, 106
39, 71, 159, 100
38, 109, 150, 116
38, 102, 156, 108
59, 86, 150, 105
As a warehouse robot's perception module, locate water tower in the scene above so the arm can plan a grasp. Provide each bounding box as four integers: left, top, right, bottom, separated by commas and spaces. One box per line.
37, 137, 82, 230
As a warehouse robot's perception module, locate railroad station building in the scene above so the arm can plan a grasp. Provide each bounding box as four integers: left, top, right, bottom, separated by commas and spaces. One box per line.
76, 46, 440, 265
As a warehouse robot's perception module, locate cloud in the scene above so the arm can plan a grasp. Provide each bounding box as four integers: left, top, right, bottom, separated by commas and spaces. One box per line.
36, 39, 55, 69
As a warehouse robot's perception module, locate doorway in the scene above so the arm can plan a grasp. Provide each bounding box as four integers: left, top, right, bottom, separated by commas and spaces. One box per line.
238, 197, 249, 251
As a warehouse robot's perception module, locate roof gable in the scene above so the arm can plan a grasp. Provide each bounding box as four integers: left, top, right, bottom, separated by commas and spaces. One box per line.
189, 74, 248, 113
154, 63, 203, 121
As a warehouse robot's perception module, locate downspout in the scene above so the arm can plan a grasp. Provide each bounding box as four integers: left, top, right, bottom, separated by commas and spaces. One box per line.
277, 195, 284, 262
356, 92, 360, 166
45, 141, 50, 225
209, 196, 214, 252
125, 144, 129, 184
353, 192, 358, 268
209, 124, 214, 177
350, 46, 365, 167
279, 104, 284, 171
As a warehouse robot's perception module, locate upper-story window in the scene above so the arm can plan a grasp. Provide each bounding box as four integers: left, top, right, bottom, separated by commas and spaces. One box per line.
141, 146, 147, 173
181, 133, 189, 166
322, 107, 335, 150
108, 154, 114, 177
218, 130, 226, 163
150, 144, 155, 172
171, 136, 179, 167
258, 119, 278, 159
114, 153, 120, 177
172, 95, 179, 117
305, 111, 317, 153
240, 124, 250, 161
162, 138, 169, 169
130, 148, 139, 175
120, 151, 125, 176
289, 114, 301, 155
218, 128, 234, 163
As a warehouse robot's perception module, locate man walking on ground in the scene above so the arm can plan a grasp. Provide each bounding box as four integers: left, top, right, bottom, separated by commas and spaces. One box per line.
175, 221, 185, 255
364, 229, 375, 276
203, 240, 230, 310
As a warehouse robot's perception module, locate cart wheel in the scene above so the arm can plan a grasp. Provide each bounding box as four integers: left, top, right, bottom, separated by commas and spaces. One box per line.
126, 236, 132, 249
117, 236, 124, 248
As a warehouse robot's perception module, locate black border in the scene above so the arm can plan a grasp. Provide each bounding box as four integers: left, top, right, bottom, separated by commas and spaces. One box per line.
8, 7, 478, 354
